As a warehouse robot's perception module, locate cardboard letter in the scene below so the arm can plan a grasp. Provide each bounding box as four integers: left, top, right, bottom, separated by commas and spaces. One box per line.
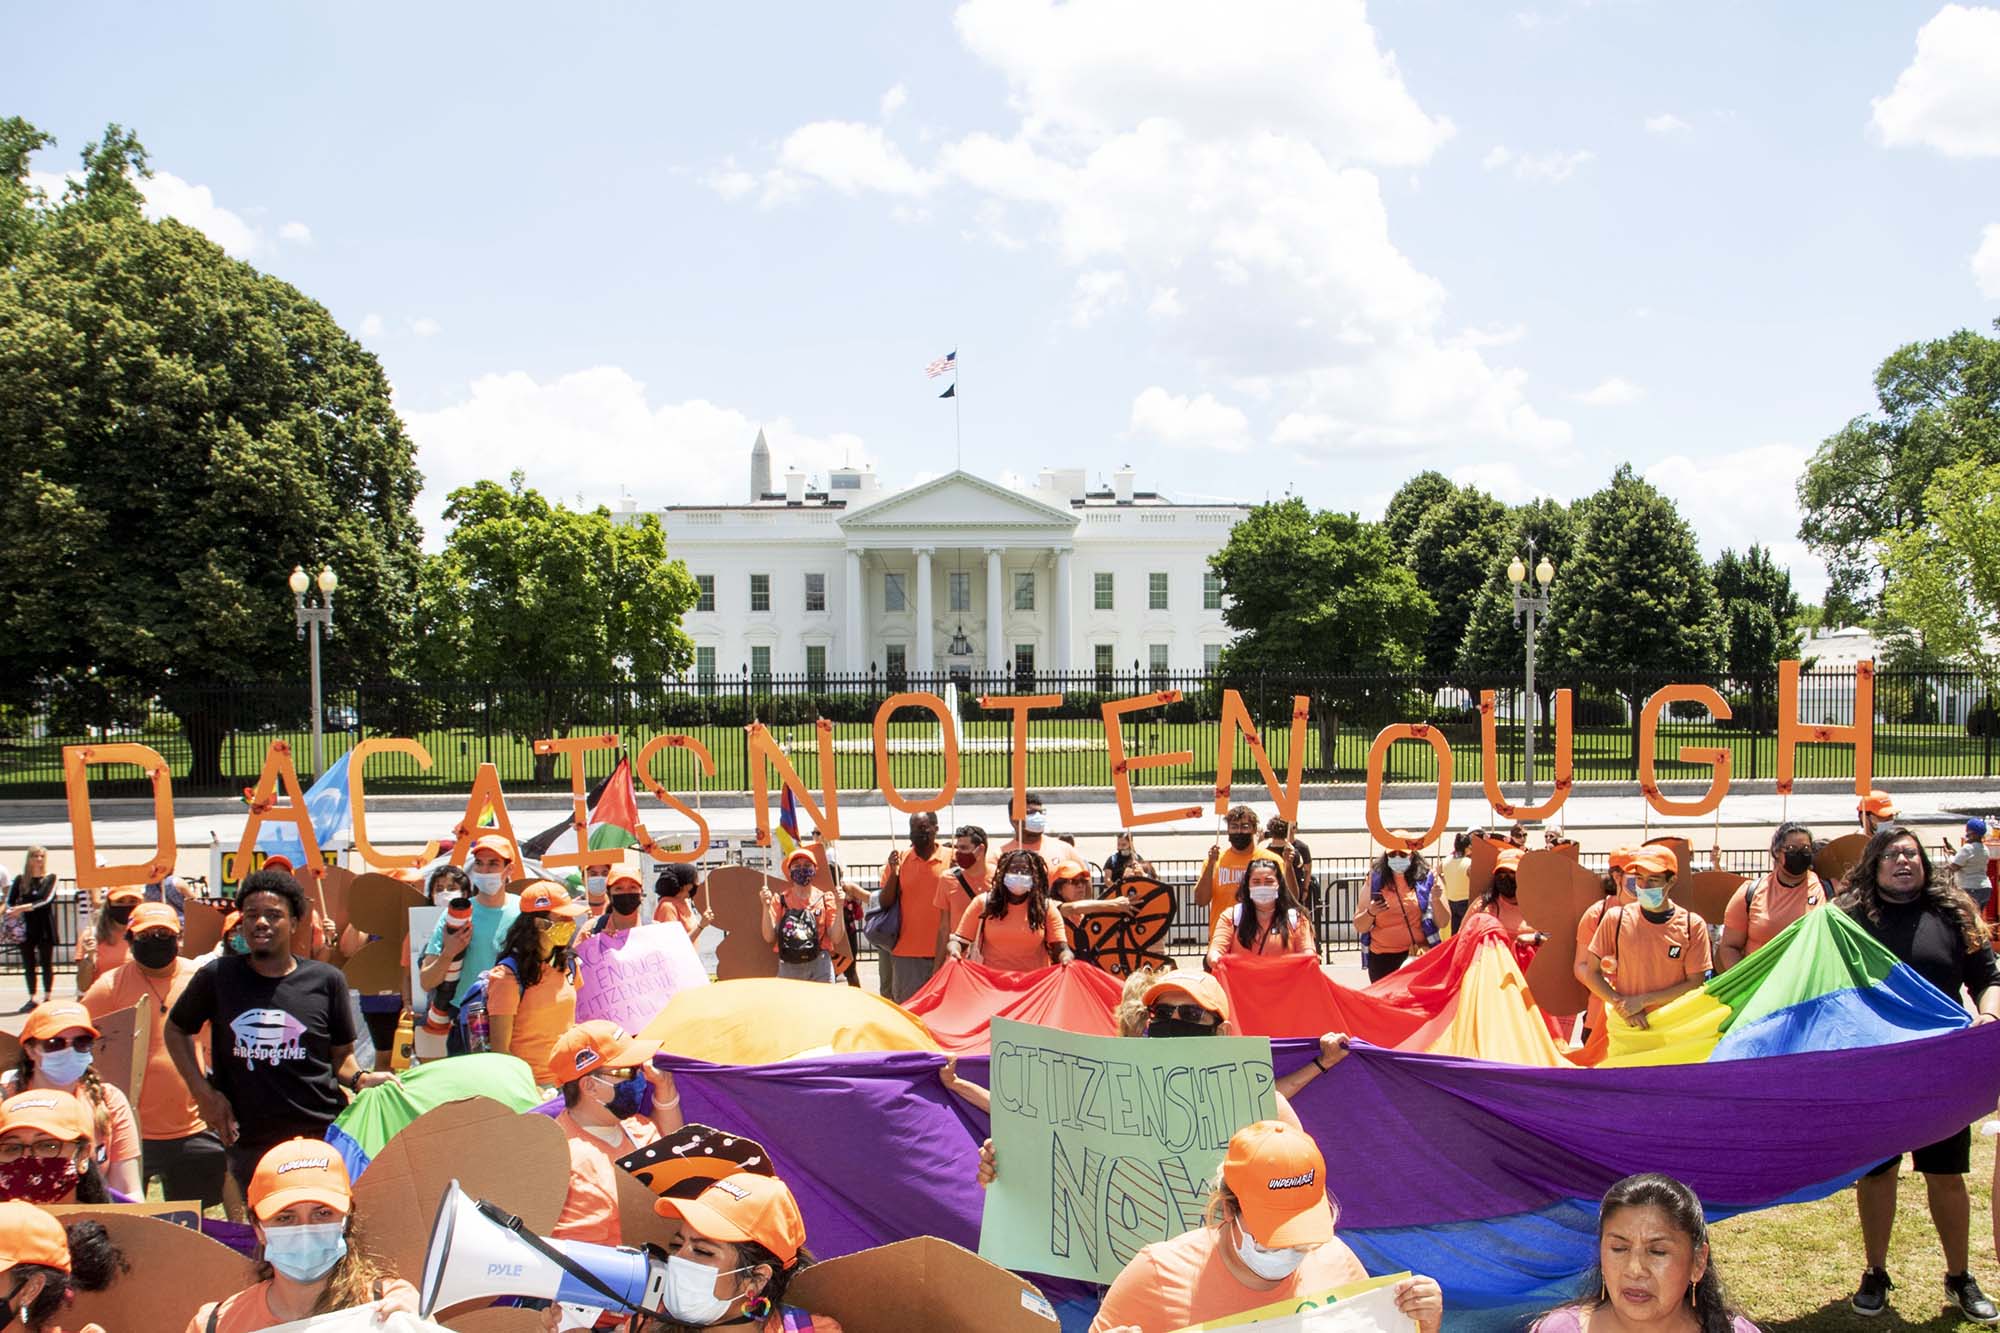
63, 743, 176, 890
1639, 685, 1732, 816
1364, 725, 1452, 851
1777, 657, 1874, 796
1102, 692, 1203, 829
347, 737, 438, 871
634, 733, 716, 863
978, 693, 1062, 823
233, 741, 326, 881
746, 719, 840, 846
873, 692, 961, 813
534, 733, 622, 871
448, 762, 522, 866
1213, 690, 1308, 824
1478, 689, 1574, 822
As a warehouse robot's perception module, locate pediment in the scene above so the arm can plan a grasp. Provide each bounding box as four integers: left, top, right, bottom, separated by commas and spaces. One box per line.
837, 471, 1079, 531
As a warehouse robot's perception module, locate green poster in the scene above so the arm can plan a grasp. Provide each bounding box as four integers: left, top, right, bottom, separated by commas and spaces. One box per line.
977, 1016, 1277, 1285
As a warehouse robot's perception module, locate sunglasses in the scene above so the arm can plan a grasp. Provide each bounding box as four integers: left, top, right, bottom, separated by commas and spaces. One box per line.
1149, 1003, 1218, 1028
35, 1036, 93, 1054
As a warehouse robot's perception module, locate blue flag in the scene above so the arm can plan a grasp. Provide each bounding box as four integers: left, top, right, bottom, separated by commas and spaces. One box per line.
257, 750, 354, 859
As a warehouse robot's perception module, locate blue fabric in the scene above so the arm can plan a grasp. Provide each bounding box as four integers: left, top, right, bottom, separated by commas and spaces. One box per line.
1712, 962, 1970, 1062
325, 1122, 371, 1181
256, 751, 353, 858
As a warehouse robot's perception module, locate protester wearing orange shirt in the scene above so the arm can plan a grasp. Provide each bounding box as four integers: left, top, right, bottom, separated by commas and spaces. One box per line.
1351, 837, 1443, 982
1574, 848, 1638, 1042
1208, 858, 1316, 966
1718, 822, 1830, 972
81, 904, 222, 1208
651, 1173, 842, 1331
586, 869, 658, 943
949, 849, 1072, 973
1001, 794, 1094, 890
652, 863, 711, 938
1470, 848, 1545, 949
934, 825, 993, 966
485, 884, 583, 1085
187, 1138, 418, 1332
1579, 845, 1713, 1030
1859, 789, 1899, 837
878, 813, 951, 1003
0, 1202, 121, 1333
77, 886, 143, 993
761, 850, 846, 984
1203, 806, 1287, 923
547, 1021, 679, 1248
1090, 1121, 1442, 1333
0, 1003, 140, 1198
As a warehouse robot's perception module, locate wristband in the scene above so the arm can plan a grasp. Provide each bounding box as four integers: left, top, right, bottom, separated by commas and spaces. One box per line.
1312, 1055, 1331, 1073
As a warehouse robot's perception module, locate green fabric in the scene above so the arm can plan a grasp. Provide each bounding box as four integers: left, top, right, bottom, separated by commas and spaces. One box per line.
330, 1053, 544, 1160
1705, 906, 1898, 1034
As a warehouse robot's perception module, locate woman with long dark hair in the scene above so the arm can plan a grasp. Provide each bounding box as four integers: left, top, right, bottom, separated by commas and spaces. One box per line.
1838, 825, 2000, 1321
1, 1002, 139, 1198
1532, 1173, 1755, 1332
1207, 857, 1315, 966
0, 1090, 111, 1207
484, 884, 585, 1086
1352, 836, 1442, 981
4, 848, 58, 1010
1716, 822, 1829, 971
947, 848, 1072, 973
0, 1205, 126, 1333
1471, 847, 1547, 949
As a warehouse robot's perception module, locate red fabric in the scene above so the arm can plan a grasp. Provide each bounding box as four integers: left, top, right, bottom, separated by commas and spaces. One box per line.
902, 958, 1124, 1055
1212, 953, 1430, 1046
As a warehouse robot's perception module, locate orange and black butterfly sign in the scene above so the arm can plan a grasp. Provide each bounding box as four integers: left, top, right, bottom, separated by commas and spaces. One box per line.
1071, 876, 1177, 978
617, 1123, 775, 1200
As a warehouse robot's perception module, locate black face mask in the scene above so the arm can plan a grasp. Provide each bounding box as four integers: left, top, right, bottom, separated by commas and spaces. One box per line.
107, 904, 135, 925
1781, 847, 1813, 875
610, 894, 644, 917
1227, 832, 1254, 852
1146, 1018, 1220, 1039
130, 934, 180, 969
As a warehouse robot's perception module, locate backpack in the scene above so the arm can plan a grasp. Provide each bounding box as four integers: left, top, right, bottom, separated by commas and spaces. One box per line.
449, 956, 519, 1055
777, 901, 823, 964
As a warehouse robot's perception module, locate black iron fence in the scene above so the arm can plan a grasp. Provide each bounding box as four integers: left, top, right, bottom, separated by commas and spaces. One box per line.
3, 666, 1992, 800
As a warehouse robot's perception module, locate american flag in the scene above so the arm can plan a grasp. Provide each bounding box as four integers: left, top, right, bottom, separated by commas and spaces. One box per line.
925, 350, 957, 378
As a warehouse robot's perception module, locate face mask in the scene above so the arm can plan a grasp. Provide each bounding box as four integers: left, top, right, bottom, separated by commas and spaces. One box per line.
603, 1070, 655, 1121
1387, 854, 1411, 874
955, 850, 980, 868
1234, 1220, 1308, 1280
1635, 884, 1670, 912
543, 919, 578, 951
586, 874, 607, 894
789, 864, 816, 886
262, 1220, 349, 1282
1146, 1016, 1220, 1039
1001, 872, 1034, 898
39, 1047, 92, 1087
228, 934, 251, 956
131, 934, 180, 970
1249, 885, 1280, 907
1228, 832, 1254, 852
469, 871, 503, 896
0, 1154, 78, 1205
661, 1254, 752, 1326
1022, 812, 1047, 835
106, 905, 135, 926
1782, 847, 1813, 875
610, 893, 644, 917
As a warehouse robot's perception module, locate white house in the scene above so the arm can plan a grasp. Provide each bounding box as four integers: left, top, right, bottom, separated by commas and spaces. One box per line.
629, 432, 1249, 680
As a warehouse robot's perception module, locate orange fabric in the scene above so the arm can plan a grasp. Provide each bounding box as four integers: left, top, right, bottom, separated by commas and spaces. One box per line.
886, 847, 951, 958
84, 958, 207, 1140
187, 1279, 420, 1333
553, 1109, 660, 1246
1090, 1224, 1364, 1333
1210, 906, 1316, 959
486, 960, 578, 1085
1211, 953, 1430, 1045
902, 958, 1122, 1055
935, 856, 992, 932
1206, 846, 1284, 921
1400, 934, 1570, 1068
1723, 870, 1830, 956
954, 895, 1069, 974
1358, 880, 1429, 954
642, 978, 939, 1063
1587, 904, 1713, 997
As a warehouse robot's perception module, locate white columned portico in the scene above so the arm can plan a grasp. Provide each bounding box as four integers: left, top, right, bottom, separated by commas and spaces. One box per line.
844, 548, 864, 672
1054, 546, 1073, 672
985, 547, 1004, 677
914, 546, 935, 672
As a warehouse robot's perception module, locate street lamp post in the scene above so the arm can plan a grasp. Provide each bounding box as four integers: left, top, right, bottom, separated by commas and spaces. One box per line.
290, 564, 338, 774
1506, 541, 1556, 811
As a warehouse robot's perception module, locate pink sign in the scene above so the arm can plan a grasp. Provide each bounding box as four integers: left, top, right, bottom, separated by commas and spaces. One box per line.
573, 922, 709, 1031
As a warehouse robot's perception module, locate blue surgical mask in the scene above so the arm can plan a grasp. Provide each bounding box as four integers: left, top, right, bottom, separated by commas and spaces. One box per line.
228, 934, 250, 955
1636, 884, 1670, 911
38, 1048, 92, 1088
262, 1220, 348, 1281
602, 1071, 655, 1121
1022, 812, 1048, 834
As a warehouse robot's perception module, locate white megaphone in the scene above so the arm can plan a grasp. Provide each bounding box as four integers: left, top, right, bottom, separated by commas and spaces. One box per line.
419, 1179, 668, 1317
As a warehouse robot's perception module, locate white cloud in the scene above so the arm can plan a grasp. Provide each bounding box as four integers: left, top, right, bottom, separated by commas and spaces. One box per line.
1147, 286, 1183, 318
1068, 268, 1129, 326
1449, 461, 1552, 505
1482, 144, 1595, 182
1644, 113, 1692, 135
359, 313, 384, 337
701, 161, 759, 201
278, 220, 312, 244
1130, 386, 1252, 452
880, 83, 909, 118
403, 367, 874, 546
1571, 375, 1644, 406
1872, 3, 2000, 156
410, 317, 442, 337
1645, 444, 1826, 599
1974, 222, 2000, 298
777, 120, 940, 196
1481, 145, 1513, 171
1450, 322, 1527, 348
138, 171, 261, 257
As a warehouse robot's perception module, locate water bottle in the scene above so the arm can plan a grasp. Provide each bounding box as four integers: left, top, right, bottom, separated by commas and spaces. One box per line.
465, 999, 491, 1054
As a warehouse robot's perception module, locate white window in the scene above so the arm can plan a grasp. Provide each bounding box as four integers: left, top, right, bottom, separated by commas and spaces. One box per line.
805, 644, 827, 680
749, 573, 770, 613
1149, 643, 1170, 675
1014, 572, 1035, 611
1203, 643, 1223, 671
1014, 643, 1036, 679
1203, 571, 1222, 611
1148, 572, 1168, 611
884, 573, 906, 612
949, 571, 971, 612
885, 643, 907, 679
804, 572, 826, 612
1094, 572, 1114, 610
750, 645, 771, 679
695, 575, 715, 613
696, 646, 716, 680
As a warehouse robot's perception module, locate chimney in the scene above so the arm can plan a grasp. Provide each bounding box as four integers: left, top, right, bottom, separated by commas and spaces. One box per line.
785, 470, 806, 505
1113, 465, 1136, 504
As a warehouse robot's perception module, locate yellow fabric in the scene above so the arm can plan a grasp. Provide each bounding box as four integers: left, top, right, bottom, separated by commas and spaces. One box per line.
1596, 990, 1729, 1068
640, 978, 942, 1064
1408, 939, 1569, 1068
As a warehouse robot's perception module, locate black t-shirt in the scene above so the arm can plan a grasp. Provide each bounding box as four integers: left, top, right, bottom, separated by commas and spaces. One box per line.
168, 954, 358, 1147
1850, 897, 2000, 1003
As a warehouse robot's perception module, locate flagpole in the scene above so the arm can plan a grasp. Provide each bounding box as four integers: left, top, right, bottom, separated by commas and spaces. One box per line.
954, 346, 962, 471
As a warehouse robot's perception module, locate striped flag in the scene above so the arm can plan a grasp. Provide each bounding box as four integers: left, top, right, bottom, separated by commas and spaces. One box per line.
775, 785, 803, 860
924, 350, 956, 378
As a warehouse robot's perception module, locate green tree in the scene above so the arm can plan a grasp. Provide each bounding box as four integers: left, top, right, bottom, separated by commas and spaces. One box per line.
1710, 545, 1803, 680
1799, 322, 2000, 621
414, 474, 700, 778
0, 121, 422, 783
1407, 484, 1509, 674
1544, 465, 1728, 683
0, 117, 54, 266
1382, 470, 1457, 550
1210, 497, 1431, 672
1880, 457, 2000, 692
1456, 497, 1578, 672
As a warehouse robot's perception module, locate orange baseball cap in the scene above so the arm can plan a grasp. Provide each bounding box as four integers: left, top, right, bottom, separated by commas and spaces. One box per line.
1607, 846, 1639, 873
606, 870, 644, 893
221, 910, 242, 934
548, 1020, 661, 1084
106, 886, 145, 905
1223, 1120, 1334, 1248
21, 1000, 98, 1044
1628, 845, 1678, 878
1859, 790, 1899, 818
1141, 969, 1231, 1023
519, 883, 588, 918
655, 1173, 808, 1268
471, 834, 516, 863
262, 854, 295, 874
247, 1138, 353, 1220
0, 1089, 93, 1145
783, 848, 816, 870
0, 1200, 71, 1272
128, 903, 182, 935
1494, 847, 1525, 873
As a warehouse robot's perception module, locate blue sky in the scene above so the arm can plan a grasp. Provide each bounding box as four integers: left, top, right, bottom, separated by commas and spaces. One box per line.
11, 1, 2000, 600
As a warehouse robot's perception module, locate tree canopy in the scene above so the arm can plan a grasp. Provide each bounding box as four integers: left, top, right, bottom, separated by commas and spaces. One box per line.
1382, 470, 1457, 551
1455, 497, 1577, 673
1407, 483, 1509, 674
1880, 458, 2000, 690
1710, 545, 1803, 680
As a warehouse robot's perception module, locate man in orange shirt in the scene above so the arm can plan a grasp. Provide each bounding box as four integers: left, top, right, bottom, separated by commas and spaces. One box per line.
935, 825, 993, 968
1574, 848, 1638, 1042
548, 1021, 680, 1248
1001, 794, 1094, 890
82, 903, 223, 1208
1203, 805, 1286, 922
1577, 845, 1713, 1030
1859, 789, 1899, 836
879, 813, 950, 1003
